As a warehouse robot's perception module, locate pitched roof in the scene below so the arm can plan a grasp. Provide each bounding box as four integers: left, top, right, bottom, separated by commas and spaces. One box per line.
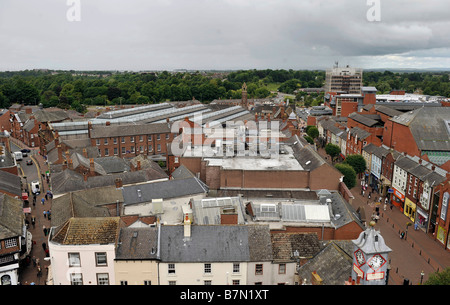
0, 170, 22, 197
297, 240, 354, 285
0, 194, 24, 239
122, 177, 208, 205
159, 225, 271, 263
271, 232, 321, 263
90, 122, 171, 138
51, 217, 122, 245
115, 226, 159, 260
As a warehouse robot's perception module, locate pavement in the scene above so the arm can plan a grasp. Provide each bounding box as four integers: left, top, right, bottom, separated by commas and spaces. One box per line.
316, 145, 450, 285
11, 139, 52, 285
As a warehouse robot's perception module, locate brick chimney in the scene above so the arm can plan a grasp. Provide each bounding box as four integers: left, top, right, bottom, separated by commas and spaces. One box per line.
115, 177, 123, 189
89, 158, 95, 174
25, 107, 32, 114
220, 207, 238, 225
68, 158, 73, 170
136, 160, 141, 171
106, 121, 110, 126
83, 148, 88, 158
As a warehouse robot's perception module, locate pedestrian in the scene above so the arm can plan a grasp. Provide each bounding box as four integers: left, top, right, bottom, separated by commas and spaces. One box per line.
368, 193, 371, 199
383, 203, 387, 211
31, 216, 35, 228
390, 204, 393, 211
42, 242, 46, 251
385, 197, 388, 204
43, 210, 47, 218
48, 210, 51, 221
43, 226, 47, 236
41, 198, 45, 205
45, 193, 48, 201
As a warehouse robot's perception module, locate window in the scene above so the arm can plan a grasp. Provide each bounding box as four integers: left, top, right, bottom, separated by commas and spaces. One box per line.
95, 252, 107, 266
121, 137, 125, 143
144, 280, 151, 285
168, 264, 176, 274
148, 136, 152, 142
130, 146, 135, 153
255, 264, 263, 275
204, 280, 212, 285
114, 147, 118, 155
139, 146, 144, 153
113, 137, 117, 144
97, 273, 109, 285
96, 139, 100, 146
168, 281, 177, 285
148, 145, 153, 152
120, 281, 128, 285
70, 273, 83, 285
408, 186, 411, 195
166, 134, 169, 140
1, 275, 12, 285
233, 263, 240, 273
204, 263, 212, 274
122, 147, 126, 154
104, 148, 109, 156
413, 189, 417, 199
232, 280, 240, 285
279, 264, 286, 274
130, 136, 134, 143
157, 134, 160, 140
140, 135, 143, 142
415, 178, 418, 186
68, 253, 81, 267
5, 238, 17, 248
104, 138, 108, 145
157, 144, 161, 151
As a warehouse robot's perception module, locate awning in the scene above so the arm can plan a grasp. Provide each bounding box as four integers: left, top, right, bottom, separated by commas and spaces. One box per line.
23, 207, 31, 213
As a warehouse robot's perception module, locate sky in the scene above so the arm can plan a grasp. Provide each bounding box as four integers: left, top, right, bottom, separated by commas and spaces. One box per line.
1, 0, 450, 71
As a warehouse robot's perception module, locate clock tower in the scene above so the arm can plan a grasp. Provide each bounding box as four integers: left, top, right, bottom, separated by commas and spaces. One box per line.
351, 221, 392, 285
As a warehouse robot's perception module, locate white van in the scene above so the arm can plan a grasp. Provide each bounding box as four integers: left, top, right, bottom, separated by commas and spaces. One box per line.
14, 151, 23, 161
31, 180, 40, 195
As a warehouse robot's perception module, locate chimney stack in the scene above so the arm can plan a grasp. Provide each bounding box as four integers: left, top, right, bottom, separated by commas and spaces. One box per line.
115, 177, 123, 189
90, 158, 95, 174
220, 207, 238, 225
137, 160, 141, 171
311, 271, 323, 285
183, 213, 191, 240
83, 148, 88, 158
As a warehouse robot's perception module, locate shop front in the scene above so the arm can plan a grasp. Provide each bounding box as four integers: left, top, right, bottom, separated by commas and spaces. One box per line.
416, 207, 429, 232
392, 188, 405, 212
404, 198, 416, 223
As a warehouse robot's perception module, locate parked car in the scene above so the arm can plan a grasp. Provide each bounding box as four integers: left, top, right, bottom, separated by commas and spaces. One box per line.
21, 149, 31, 153
26, 160, 33, 165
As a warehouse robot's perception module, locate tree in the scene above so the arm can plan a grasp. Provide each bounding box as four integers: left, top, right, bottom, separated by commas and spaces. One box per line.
325, 143, 341, 163
306, 126, 319, 139
424, 267, 450, 285
335, 163, 356, 189
344, 154, 367, 175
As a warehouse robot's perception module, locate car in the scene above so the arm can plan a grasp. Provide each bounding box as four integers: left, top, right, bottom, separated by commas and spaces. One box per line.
21, 149, 31, 153
31, 180, 40, 195
26, 160, 33, 165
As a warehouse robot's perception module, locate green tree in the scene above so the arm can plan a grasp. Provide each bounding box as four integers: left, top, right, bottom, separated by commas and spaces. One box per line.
335, 163, 356, 189
424, 267, 450, 285
306, 126, 319, 139
325, 143, 341, 162
344, 154, 367, 175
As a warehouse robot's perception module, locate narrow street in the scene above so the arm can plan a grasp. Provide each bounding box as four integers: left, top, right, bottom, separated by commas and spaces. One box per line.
11, 139, 52, 285
316, 145, 450, 285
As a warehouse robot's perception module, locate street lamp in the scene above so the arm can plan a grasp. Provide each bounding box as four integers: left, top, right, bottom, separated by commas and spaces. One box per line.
420, 271, 425, 285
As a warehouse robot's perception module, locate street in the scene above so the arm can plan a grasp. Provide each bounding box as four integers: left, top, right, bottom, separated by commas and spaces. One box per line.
11, 141, 52, 285
316, 145, 450, 285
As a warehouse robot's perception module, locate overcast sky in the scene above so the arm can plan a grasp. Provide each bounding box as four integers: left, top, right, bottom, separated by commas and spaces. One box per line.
1, 0, 450, 71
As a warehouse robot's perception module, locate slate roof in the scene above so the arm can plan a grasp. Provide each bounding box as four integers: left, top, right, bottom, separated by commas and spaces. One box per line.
394, 155, 419, 172
115, 226, 159, 260
0, 170, 22, 197
33, 109, 69, 123
90, 122, 171, 138
0, 194, 24, 240
297, 240, 354, 285
51, 168, 168, 195
159, 224, 272, 263
122, 177, 208, 205
348, 126, 371, 140
348, 113, 381, 127
51, 217, 122, 245
391, 107, 450, 151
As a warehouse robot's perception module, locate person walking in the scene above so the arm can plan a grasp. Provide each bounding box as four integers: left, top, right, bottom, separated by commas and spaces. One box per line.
41, 198, 45, 205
